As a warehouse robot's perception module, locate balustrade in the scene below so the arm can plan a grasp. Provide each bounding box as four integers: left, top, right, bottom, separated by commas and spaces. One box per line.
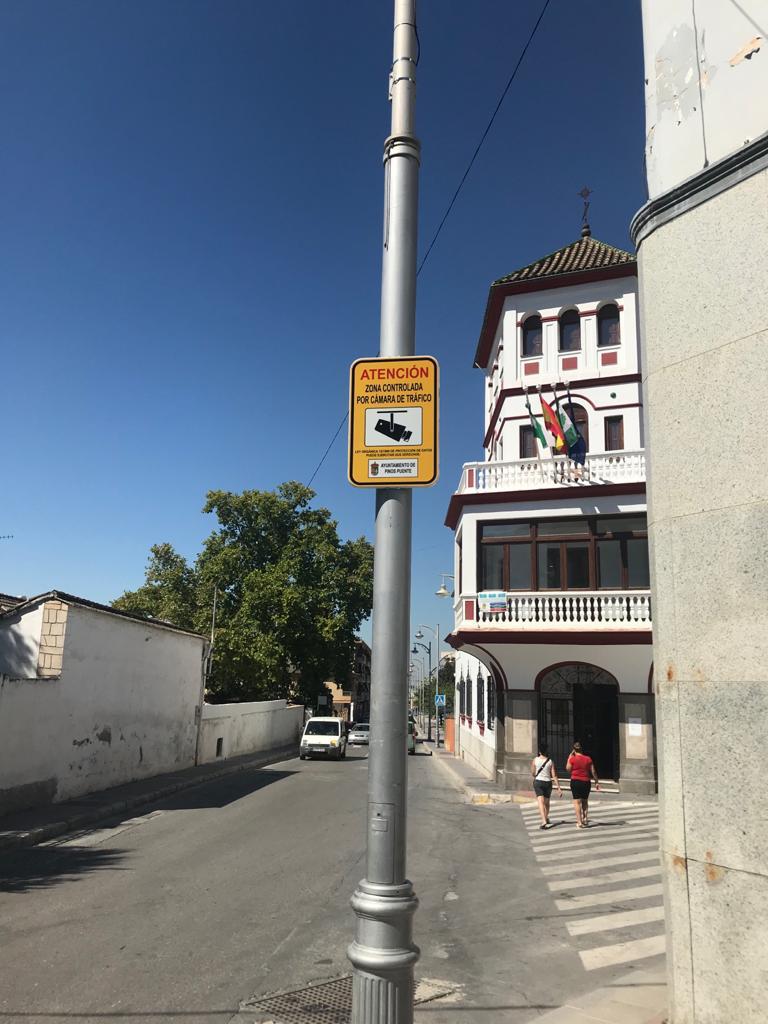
460, 450, 646, 493
458, 591, 651, 630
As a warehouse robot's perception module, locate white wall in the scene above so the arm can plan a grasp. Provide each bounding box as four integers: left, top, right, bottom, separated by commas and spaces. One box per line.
198, 699, 304, 764
0, 604, 42, 677
0, 604, 206, 814
641, 0, 768, 196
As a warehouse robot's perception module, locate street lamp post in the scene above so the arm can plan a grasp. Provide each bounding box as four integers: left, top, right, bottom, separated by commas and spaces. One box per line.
411, 638, 432, 740
416, 625, 441, 747
348, 3, 421, 1020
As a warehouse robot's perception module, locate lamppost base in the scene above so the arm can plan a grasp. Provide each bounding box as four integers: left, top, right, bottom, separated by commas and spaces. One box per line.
348, 880, 420, 1024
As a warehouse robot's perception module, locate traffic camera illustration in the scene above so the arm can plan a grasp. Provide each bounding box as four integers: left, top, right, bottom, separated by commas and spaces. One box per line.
375, 412, 412, 443
365, 407, 422, 447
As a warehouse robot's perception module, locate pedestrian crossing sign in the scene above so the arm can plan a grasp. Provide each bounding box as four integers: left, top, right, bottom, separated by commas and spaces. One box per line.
434, 694, 446, 707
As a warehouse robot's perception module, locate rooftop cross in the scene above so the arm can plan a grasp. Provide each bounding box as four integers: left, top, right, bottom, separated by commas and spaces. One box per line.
578, 185, 593, 237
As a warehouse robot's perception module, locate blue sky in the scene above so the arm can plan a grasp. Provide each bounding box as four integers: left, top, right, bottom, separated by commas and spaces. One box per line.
1, 1, 645, 651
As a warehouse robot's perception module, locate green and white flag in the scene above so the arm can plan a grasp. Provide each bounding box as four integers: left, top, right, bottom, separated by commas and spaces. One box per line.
556, 395, 579, 448
524, 393, 548, 450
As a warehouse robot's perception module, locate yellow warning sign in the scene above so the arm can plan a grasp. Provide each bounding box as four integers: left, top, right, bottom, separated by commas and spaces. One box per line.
348, 356, 439, 487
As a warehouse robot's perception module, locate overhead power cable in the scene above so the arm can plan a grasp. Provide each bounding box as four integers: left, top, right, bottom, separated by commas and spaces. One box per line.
305, 0, 551, 489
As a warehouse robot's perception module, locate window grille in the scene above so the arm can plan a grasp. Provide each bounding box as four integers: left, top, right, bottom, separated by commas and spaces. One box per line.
476, 672, 485, 725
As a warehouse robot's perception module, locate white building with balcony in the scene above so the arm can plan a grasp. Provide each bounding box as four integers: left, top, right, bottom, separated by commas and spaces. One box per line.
445, 226, 655, 795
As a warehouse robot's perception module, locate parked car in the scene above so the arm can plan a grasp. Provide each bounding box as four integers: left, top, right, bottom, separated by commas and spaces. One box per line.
299, 717, 347, 760
348, 723, 370, 745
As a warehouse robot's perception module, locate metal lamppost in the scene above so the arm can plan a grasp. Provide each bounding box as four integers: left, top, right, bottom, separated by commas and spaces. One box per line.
411, 638, 431, 740
347, 2, 421, 1020
416, 625, 441, 747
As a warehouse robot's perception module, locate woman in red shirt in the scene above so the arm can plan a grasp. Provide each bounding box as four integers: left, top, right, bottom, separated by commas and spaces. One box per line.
566, 742, 600, 828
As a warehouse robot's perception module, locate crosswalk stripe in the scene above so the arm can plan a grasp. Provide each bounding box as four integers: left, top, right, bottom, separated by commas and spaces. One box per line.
545, 849, 659, 875
530, 816, 658, 838
579, 933, 666, 971
521, 801, 657, 818
530, 825, 659, 852
566, 904, 666, 936
555, 882, 663, 911
548, 865, 661, 891
541, 839, 660, 862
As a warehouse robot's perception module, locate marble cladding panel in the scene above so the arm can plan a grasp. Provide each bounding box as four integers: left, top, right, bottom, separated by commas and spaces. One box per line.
686, 860, 768, 1023
676, 678, 768, 874
638, 167, 768, 372
643, 332, 768, 522
655, 680, 686, 859
661, 848, 694, 1024
666, 501, 768, 685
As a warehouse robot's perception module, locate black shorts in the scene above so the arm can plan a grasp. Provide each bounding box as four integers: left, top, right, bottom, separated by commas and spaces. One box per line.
571, 779, 591, 800
533, 780, 553, 798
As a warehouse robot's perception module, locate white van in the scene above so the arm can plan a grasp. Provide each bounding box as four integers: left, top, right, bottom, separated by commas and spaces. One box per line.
299, 717, 347, 761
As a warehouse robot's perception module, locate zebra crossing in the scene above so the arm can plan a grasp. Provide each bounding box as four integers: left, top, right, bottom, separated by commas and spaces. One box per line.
520, 798, 666, 972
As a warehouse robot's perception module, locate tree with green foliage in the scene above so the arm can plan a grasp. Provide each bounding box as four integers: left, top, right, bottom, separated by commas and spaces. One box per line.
113, 483, 373, 705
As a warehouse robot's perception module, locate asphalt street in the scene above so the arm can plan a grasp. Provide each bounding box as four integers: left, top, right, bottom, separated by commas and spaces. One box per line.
0, 746, 662, 1023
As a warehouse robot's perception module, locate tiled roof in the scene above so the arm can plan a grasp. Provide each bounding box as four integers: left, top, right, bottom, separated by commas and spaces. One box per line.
493, 231, 635, 286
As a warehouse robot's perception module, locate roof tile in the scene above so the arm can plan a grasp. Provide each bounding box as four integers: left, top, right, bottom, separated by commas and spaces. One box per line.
493, 233, 635, 286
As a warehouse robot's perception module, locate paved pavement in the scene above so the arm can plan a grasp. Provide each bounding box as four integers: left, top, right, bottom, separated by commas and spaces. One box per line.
0, 743, 668, 1023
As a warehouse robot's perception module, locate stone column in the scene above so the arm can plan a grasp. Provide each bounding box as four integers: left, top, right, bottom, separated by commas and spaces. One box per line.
635, 159, 768, 1024
618, 693, 656, 795
502, 690, 537, 791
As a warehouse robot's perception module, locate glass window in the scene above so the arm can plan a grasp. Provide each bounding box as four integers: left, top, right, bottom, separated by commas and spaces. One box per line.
538, 544, 562, 588
598, 304, 621, 347
597, 539, 622, 588
487, 682, 496, 729
508, 544, 532, 589
481, 522, 530, 538
559, 309, 581, 352
538, 519, 590, 536
522, 315, 542, 357
566, 543, 590, 587
476, 674, 485, 724
596, 516, 647, 534
605, 415, 624, 451
519, 425, 536, 459
466, 677, 473, 718
304, 721, 341, 736
480, 545, 504, 589
627, 539, 650, 587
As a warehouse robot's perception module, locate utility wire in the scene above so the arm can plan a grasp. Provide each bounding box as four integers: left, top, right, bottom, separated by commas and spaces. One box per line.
305, 0, 550, 489
416, 0, 551, 276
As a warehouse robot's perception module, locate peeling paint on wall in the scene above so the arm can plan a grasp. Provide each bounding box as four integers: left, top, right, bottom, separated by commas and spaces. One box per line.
730, 36, 762, 65
654, 23, 706, 126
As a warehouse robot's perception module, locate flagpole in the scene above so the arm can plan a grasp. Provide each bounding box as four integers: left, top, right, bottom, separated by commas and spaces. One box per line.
524, 386, 547, 485
536, 384, 558, 482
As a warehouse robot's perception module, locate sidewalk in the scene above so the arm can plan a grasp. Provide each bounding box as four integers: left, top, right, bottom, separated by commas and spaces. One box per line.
429, 744, 658, 806
0, 743, 297, 851
426, 747, 667, 1024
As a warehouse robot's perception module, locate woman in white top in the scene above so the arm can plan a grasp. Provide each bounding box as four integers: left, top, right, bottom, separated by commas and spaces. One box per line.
530, 741, 562, 829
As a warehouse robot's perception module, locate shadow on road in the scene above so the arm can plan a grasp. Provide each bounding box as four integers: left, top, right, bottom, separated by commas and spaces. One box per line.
153, 768, 297, 810
0, 845, 127, 894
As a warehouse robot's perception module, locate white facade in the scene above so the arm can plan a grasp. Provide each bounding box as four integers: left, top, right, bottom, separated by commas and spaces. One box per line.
199, 699, 304, 764
446, 234, 655, 795
0, 595, 207, 815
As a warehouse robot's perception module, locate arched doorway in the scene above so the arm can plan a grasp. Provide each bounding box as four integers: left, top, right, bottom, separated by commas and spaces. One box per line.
538, 663, 619, 779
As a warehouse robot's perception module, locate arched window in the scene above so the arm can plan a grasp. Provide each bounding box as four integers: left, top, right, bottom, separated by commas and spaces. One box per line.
598, 304, 621, 347
476, 672, 485, 725
569, 402, 589, 451
559, 309, 581, 352
487, 677, 496, 730
522, 315, 542, 358
466, 674, 473, 720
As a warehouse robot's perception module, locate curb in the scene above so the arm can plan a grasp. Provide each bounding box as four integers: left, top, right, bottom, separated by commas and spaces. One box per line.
0, 744, 298, 852
429, 749, 535, 805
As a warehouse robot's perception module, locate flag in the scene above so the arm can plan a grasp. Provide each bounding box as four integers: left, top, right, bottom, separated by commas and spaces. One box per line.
524, 393, 547, 450
561, 387, 589, 464
564, 385, 587, 465
540, 395, 567, 451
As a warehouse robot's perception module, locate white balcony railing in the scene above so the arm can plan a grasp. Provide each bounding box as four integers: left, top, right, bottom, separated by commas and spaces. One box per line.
456, 591, 651, 631
458, 450, 646, 494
